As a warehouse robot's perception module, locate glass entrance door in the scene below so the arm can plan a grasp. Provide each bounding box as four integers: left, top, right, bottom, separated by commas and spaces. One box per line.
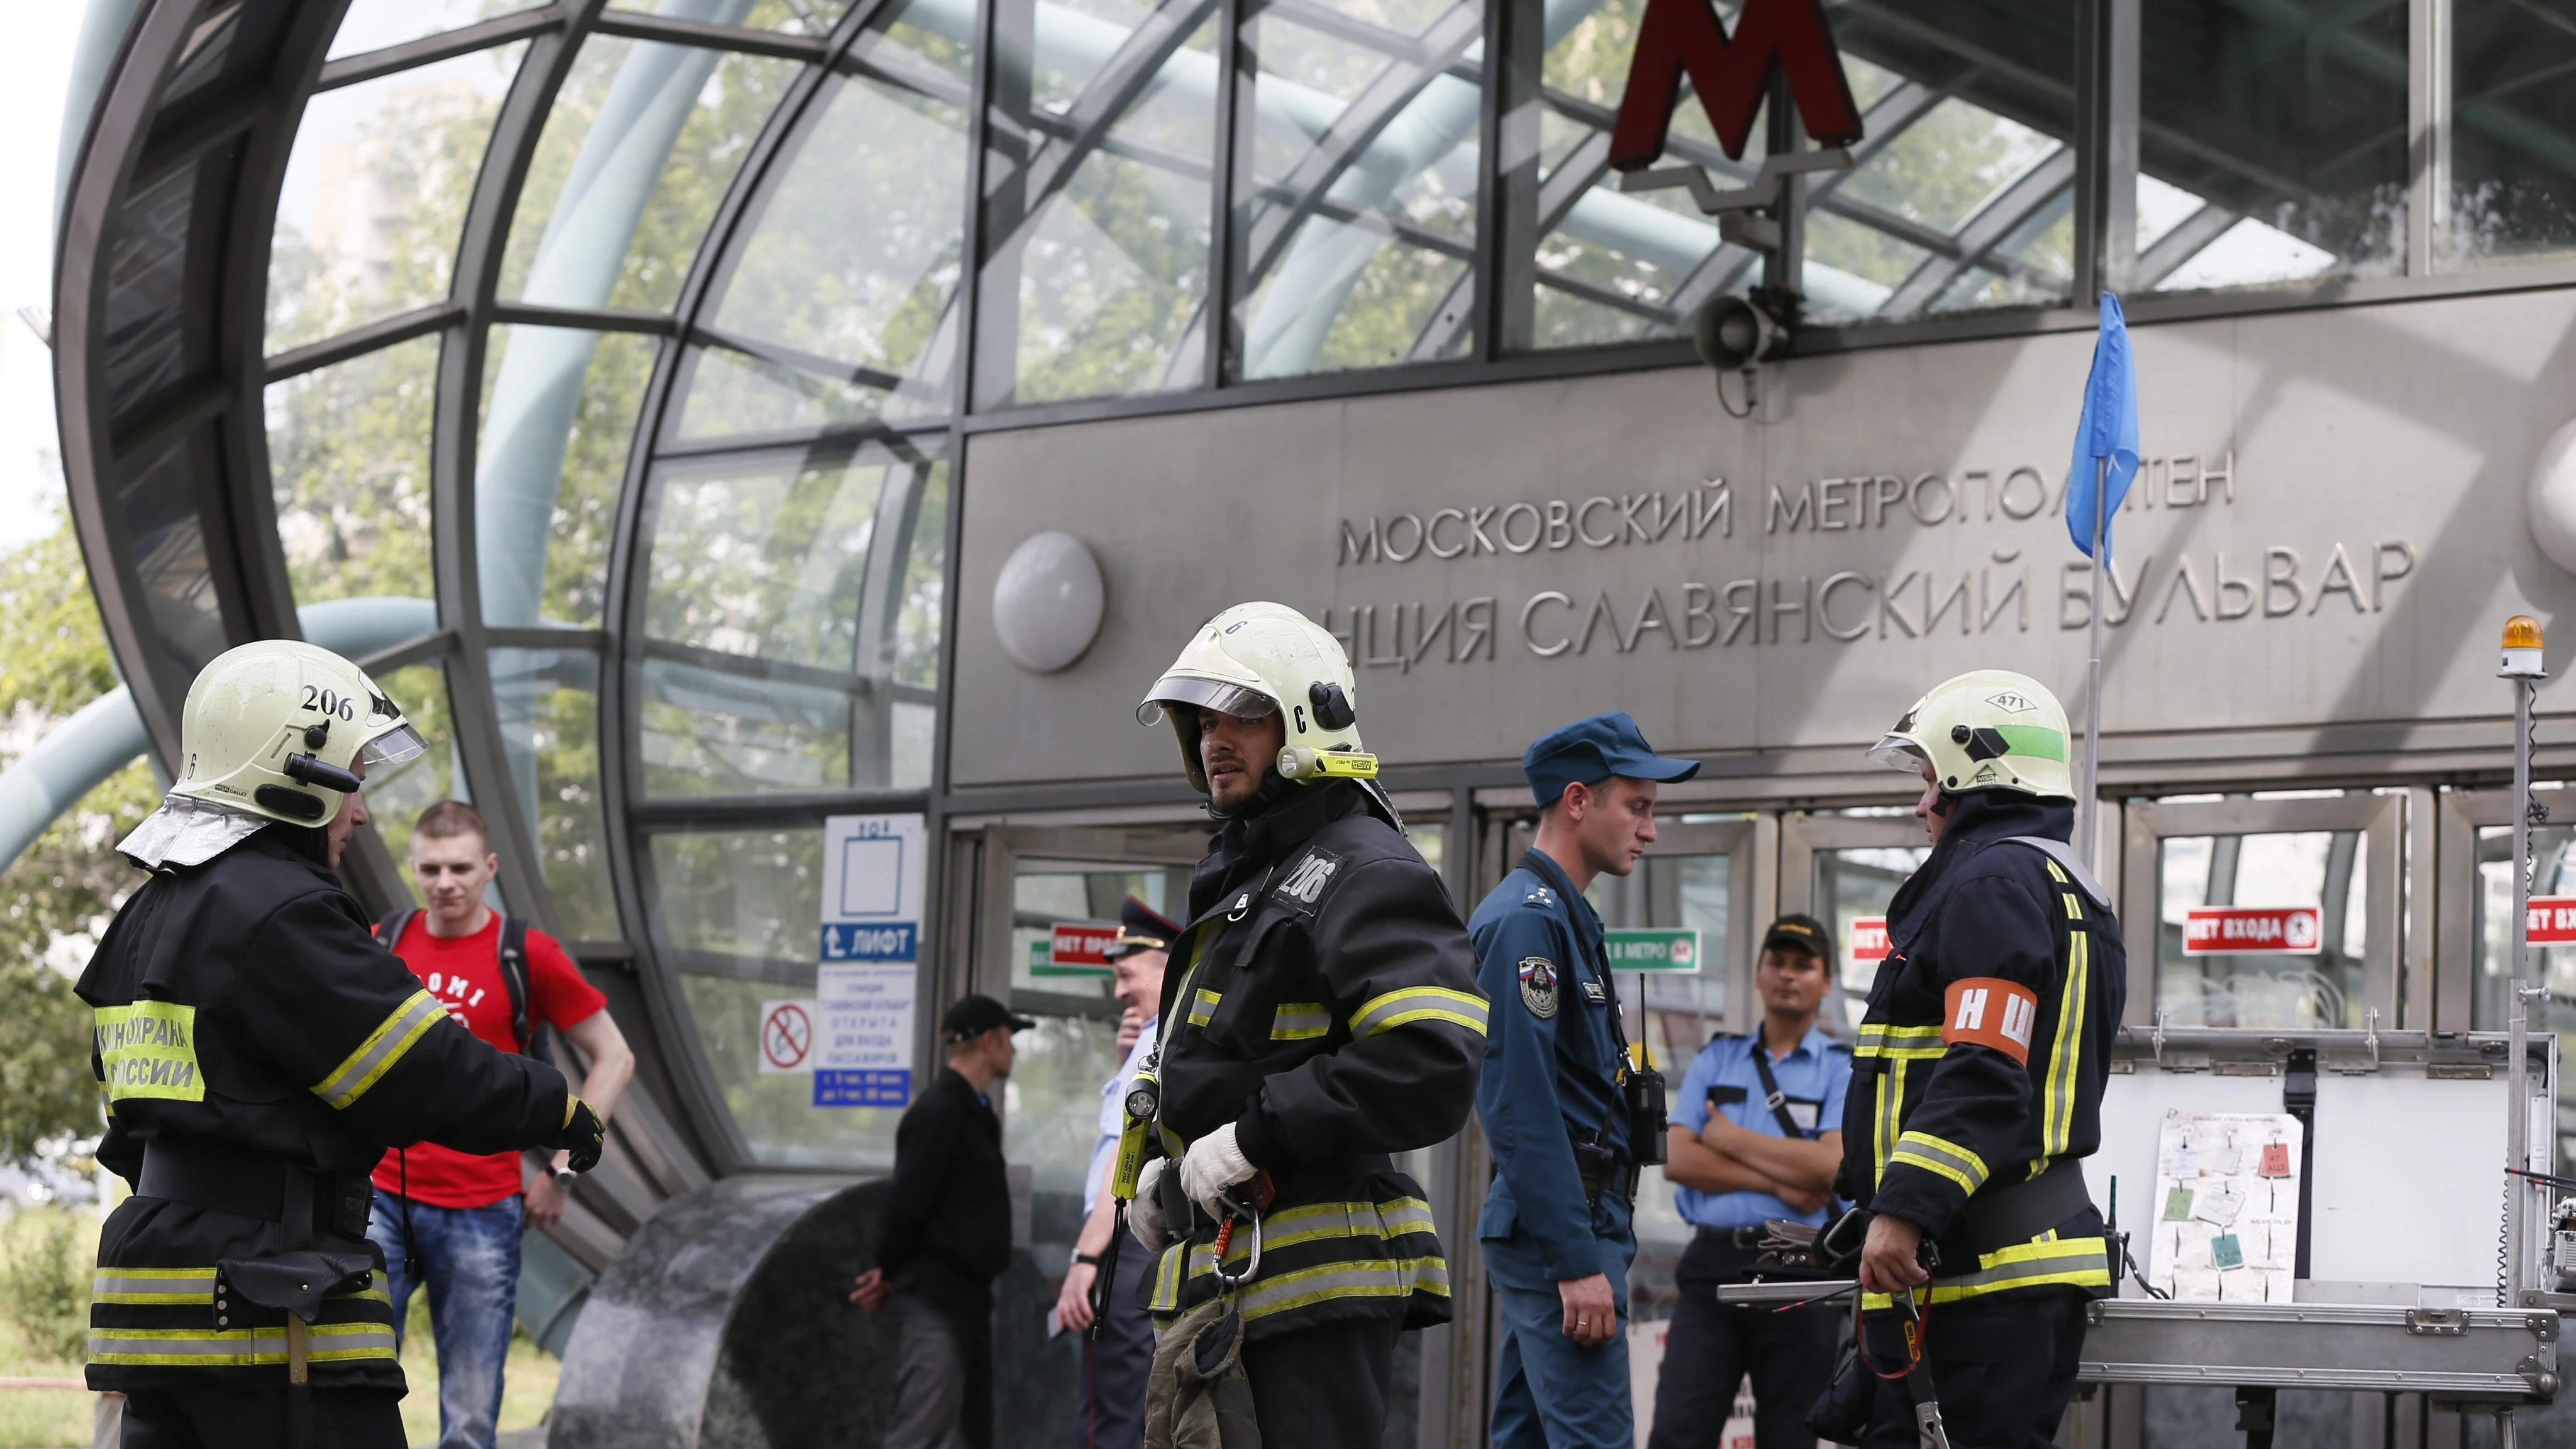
2119, 793, 2401, 1031
1782, 809, 1938, 1036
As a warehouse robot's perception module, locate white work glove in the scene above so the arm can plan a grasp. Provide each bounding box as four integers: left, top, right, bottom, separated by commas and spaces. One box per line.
1128, 1157, 1174, 1253
1179, 1121, 1258, 1218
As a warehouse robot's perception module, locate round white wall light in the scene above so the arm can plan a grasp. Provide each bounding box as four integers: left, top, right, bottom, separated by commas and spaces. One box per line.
2532, 419, 2576, 575
992, 531, 1105, 674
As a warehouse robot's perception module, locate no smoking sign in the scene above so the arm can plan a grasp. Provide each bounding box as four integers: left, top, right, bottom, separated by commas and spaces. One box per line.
758, 999, 816, 1074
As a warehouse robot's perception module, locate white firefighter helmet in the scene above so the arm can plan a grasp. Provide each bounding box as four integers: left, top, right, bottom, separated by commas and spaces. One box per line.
1865, 669, 2074, 800
171, 639, 428, 827
1136, 602, 1375, 792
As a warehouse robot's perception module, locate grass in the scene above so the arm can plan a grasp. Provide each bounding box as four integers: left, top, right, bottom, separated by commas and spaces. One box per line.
0, 1207, 560, 1448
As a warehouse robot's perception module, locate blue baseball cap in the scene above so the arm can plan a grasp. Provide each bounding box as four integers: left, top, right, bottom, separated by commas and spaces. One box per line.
1523, 713, 1700, 808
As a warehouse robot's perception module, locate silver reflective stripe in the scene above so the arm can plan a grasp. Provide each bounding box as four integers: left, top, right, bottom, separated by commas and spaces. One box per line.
87, 1323, 396, 1365
1235, 1255, 1450, 1323
1270, 1004, 1332, 1041
92, 1268, 214, 1304
1347, 987, 1489, 1039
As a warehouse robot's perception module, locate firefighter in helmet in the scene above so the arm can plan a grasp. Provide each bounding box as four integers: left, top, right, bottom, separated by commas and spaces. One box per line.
1123, 602, 1487, 1448
79, 640, 603, 1449
1831, 670, 2125, 1448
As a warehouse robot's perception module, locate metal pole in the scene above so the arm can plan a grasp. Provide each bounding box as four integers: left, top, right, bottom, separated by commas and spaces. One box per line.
2509, 670, 2535, 1305
2078, 455, 2107, 871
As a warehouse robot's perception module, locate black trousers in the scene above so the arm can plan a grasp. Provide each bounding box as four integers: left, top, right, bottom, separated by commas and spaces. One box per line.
1238, 1314, 1401, 1449
121, 1387, 405, 1448
1079, 1231, 1155, 1449
1858, 1287, 2089, 1449
1647, 1234, 1840, 1449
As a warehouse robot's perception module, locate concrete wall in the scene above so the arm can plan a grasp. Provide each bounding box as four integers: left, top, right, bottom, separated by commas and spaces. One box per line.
953, 288, 2576, 789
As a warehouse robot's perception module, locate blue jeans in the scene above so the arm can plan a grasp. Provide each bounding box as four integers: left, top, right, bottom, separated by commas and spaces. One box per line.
367, 1187, 523, 1449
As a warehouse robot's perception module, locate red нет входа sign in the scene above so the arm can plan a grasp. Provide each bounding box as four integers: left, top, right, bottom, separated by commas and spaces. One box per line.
1848, 916, 1890, 967
2182, 906, 2322, 956
1048, 923, 1121, 969
2528, 897, 2576, 945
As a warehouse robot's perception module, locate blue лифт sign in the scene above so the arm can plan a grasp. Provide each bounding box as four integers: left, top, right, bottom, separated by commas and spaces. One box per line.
815, 1069, 910, 1107
821, 922, 918, 962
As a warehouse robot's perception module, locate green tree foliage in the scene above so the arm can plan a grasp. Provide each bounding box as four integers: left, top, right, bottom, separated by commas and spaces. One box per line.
0, 511, 155, 1165
0, 1208, 98, 1365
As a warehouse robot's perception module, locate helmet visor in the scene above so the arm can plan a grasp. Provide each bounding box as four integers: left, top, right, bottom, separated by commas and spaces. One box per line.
360, 723, 428, 768
1135, 675, 1278, 727
1865, 734, 1928, 774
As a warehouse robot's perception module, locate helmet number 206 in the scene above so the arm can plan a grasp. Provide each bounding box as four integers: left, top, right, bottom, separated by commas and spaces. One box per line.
302, 685, 356, 721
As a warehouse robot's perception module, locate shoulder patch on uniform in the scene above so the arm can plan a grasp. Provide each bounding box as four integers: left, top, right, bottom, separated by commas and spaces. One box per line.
1518, 957, 1558, 1019
1272, 847, 1345, 915
1521, 884, 1558, 909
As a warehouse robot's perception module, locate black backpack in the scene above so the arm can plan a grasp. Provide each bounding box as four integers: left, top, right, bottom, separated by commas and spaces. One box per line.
374, 909, 554, 1067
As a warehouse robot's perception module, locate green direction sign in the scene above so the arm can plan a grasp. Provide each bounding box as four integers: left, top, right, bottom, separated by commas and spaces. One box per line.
1604, 928, 1703, 971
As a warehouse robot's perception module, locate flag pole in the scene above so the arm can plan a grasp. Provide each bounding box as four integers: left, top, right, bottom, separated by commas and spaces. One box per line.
2079, 455, 2107, 872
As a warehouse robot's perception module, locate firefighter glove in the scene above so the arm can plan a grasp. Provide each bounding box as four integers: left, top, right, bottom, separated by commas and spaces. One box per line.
1179, 1121, 1257, 1218
555, 1095, 605, 1174
1130, 1157, 1175, 1252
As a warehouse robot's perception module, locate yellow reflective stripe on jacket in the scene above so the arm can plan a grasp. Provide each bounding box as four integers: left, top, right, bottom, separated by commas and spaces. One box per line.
89, 1321, 398, 1367
1179, 1199, 1438, 1275
2061, 892, 2083, 920
91, 1267, 216, 1305
1862, 1234, 2111, 1307
1856, 1023, 1944, 1062
2043, 931, 2089, 1157
1349, 986, 1487, 1039
313, 989, 445, 1109
2042, 857, 2069, 885
1889, 1131, 1989, 1196
1187, 988, 1223, 1028
1270, 1003, 1332, 1041
1233, 1255, 1450, 1323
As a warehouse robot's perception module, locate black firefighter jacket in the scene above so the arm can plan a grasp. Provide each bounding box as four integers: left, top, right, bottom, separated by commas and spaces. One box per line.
1838, 791, 2126, 1306
1143, 780, 1488, 1340
77, 825, 572, 1394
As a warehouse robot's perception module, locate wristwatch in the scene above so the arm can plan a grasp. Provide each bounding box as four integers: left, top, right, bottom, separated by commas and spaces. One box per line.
1072, 1250, 1104, 1269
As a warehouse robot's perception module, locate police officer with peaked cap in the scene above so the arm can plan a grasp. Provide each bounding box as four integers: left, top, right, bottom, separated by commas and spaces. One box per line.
1837, 670, 2126, 1448
1472, 713, 1699, 1449
1124, 602, 1488, 1449
78, 640, 604, 1449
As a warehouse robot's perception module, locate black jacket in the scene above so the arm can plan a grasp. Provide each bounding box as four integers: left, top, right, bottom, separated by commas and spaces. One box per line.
77, 825, 572, 1394
1838, 792, 2127, 1302
1143, 780, 1487, 1338
875, 1065, 1011, 1302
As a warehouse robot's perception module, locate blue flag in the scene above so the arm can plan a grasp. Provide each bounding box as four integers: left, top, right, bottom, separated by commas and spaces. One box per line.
2066, 292, 2140, 560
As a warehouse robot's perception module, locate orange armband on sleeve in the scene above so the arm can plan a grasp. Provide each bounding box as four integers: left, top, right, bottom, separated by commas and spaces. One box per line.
1942, 977, 2040, 1065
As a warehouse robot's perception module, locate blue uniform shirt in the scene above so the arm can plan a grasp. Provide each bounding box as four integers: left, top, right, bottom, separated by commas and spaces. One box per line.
1470, 849, 1633, 1283
1671, 1024, 1853, 1231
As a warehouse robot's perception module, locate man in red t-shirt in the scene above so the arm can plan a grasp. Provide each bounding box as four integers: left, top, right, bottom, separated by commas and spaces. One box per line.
367, 801, 635, 1449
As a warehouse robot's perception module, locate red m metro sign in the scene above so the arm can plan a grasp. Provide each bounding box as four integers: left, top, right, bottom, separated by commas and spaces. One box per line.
1610, 0, 1864, 169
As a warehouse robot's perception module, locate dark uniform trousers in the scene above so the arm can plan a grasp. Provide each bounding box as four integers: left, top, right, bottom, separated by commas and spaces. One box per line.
1646, 1236, 1838, 1449
1080, 1231, 1156, 1449
1856, 1288, 2090, 1449
121, 1388, 404, 1448
1239, 1315, 1401, 1447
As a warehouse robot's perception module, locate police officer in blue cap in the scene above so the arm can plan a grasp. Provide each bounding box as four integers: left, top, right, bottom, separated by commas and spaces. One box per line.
1472, 713, 1700, 1449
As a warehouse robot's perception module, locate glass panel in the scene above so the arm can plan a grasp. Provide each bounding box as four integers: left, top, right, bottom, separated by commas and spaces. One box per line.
104, 165, 197, 419
696, 64, 969, 435
1813, 839, 1930, 1035
1591, 852, 1731, 1031
636, 440, 943, 797
2444, 0, 2576, 269
327, 1, 543, 58
367, 660, 465, 889
267, 45, 523, 353
653, 824, 903, 1167
1231, 0, 1482, 378
2137, 0, 2408, 294
491, 648, 618, 940
608, 0, 853, 33
477, 328, 658, 628
1003, 1013, 1126, 1196
1009, 857, 1189, 1001
499, 36, 801, 314
2474, 816, 2576, 1165
2154, 830, 2368, 1028
264, 334, 440, 608
974, 1, 1218, 408
115, 438, 229, 680
164, 4, 247, 108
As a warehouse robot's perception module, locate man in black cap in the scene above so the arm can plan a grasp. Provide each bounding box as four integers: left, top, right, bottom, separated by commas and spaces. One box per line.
1056, 897, 1179, 1448
1472, 712, 1699, 1449
852, 994, 1033, 1449
1650, 915, 1850, 1449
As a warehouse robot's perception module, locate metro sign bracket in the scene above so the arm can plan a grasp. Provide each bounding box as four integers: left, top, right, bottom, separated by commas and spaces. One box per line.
1618, 147, 1855, 247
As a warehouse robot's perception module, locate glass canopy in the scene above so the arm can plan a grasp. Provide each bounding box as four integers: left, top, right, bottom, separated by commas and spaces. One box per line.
63, 0, 2576, 1170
